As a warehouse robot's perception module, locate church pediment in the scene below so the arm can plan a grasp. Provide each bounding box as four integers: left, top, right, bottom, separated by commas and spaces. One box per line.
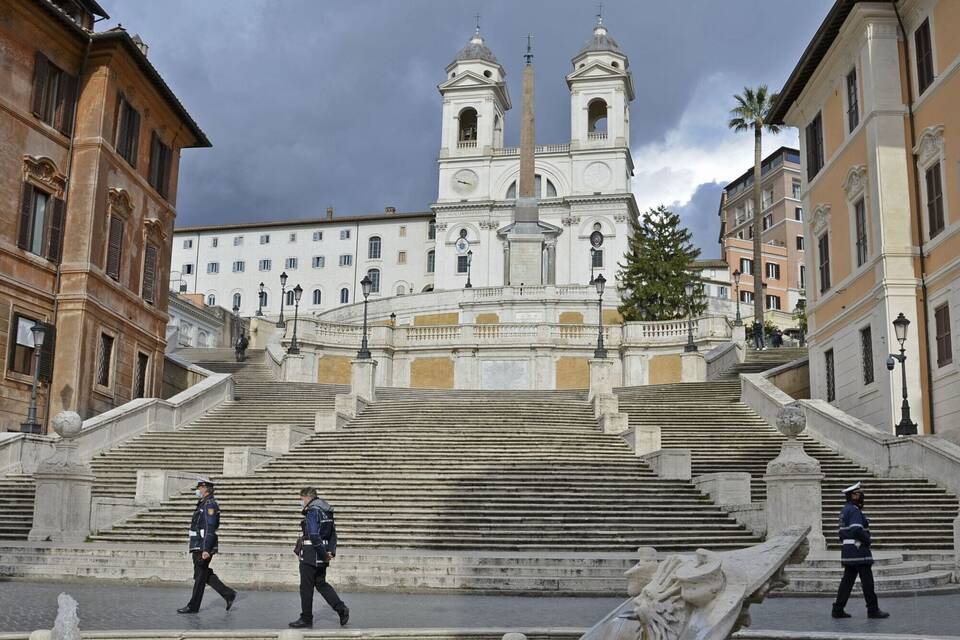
565, 62, 635, 99
439, 70, 500, 91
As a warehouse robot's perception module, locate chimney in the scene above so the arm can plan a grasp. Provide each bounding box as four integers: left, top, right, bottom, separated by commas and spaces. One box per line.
326, 206, 334, 221
131, 33, 149, 57
385, 206, 396, 214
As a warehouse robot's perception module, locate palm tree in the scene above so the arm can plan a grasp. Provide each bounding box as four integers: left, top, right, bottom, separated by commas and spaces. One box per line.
729, 85, 781, 326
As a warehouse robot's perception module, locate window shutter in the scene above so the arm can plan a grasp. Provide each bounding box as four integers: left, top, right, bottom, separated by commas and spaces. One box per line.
18, 183, 35, 250
57, 72, 77, 136
149, 132, 161, 188
46, 197, 66, 263
31, 53, 49, 117
142, 244, 158, 304
115, 94, 129, 153
106, 216, 123, 280
128, 108, 140, 168
37, 322, 56, 384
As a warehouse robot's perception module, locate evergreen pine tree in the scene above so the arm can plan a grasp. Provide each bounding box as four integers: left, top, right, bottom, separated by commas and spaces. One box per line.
617, 205, 705, 321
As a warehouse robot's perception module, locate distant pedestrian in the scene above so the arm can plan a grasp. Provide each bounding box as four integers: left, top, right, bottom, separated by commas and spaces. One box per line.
289, 487, 349, 628
773, 329, 783, 348
753, 319, 766, 350
177, 479, 237, 614
832, 482, 888, 619
235, 333, 248, 362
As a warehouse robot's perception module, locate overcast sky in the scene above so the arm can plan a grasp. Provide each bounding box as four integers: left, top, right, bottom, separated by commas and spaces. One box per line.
99, 0, 831, 258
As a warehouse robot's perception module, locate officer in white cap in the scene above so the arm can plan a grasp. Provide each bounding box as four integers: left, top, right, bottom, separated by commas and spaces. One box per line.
177, 477, 237, 613
832, 482, 888, 619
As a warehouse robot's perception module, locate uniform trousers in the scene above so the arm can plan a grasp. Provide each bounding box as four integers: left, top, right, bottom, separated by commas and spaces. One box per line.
834, 563, 879, 612
187, 551, 235, 610
299, 562, 345, 621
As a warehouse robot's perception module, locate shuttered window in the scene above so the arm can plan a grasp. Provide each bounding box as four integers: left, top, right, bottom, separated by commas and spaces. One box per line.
31, 52, 77, 135
106, 215, 123, 281
846, 68, 859, 132
915, 19, 934, 94
17, 182, 65, 263
818, 233, 831, 293
854, 198, 868, 267
148, 132, 172, 199
142, 244, 158, 304
805, 113, 824, 180
860, 326, 874, 385
134, 352, 150, 399
96, 333, 114, 388
825, 349, 836, 402
926, 162, 945, 238
114, 94, 140, 167
935, 304, 952, 367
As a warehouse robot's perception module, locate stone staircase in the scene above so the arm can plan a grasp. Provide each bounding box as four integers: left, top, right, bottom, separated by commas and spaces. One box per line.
92, 385, 763, 552
0, 476, 36, 540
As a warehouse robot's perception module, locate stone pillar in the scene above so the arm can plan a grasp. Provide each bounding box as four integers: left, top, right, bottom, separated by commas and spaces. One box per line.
544, 240, 557, 285
681, 351, 706, 382
732, 324, 747, 362
28, 412, 94, 542
642, 448, 691, 480
351, 358, 377, 403
282, 353, 305, 382
764, 404, 826, 550
693, 472, 752, 506
588, 358, 615, 402
266, 424, 313, 454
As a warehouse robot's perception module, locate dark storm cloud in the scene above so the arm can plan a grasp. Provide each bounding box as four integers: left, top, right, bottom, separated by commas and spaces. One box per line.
671, 182, 725, 260
98, 0, 832, 243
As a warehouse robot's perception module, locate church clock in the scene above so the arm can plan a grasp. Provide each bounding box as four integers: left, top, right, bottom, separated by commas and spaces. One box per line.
451, 169, 479, 195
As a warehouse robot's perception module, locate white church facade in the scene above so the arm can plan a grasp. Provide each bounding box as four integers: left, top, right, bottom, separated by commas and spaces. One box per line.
170, 20, 639, 317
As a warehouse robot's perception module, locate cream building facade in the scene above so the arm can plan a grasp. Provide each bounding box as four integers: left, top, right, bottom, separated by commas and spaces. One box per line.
771, 0, 960, 439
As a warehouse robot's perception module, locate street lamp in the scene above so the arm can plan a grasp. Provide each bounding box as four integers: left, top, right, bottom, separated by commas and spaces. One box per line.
732, 269, 742, 326
256, 282, 265, 316
21, 322, 46, 434
684, 280, 698, 353
276, 271, 288, 328
465, 250, 473, 288
590, 248, 597, 285
593, 274, 607, 359
288, 284, 303, 355
887, 312, 917, 436
357, 275, 373, 360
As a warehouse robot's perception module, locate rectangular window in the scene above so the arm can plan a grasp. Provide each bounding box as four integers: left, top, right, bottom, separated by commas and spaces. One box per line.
285, 257, 298, 269
736, 231, 744, 240
805, 112, 824, 180
926, 162, 945, 238
9, 315, 39, 376
428, 220, 436, 240
233, 236, 244, 246
935, 303, 952, 367
206, 262, 219, 274
148, 132, 172, 199
592, 249, 603, 268
762, 189, 773, 209
399, 226, 407, 237
211, 237, 218, 247
339, 254, 352, 267
796, 236, 804, 251
312, 256, 325, 268
792, 181, 802, 199
747, 226, 753, 239
800, 265, 806, 289
457, 255, 469, 274
717, 286, 728, 299
313, 231, 323, 241
232, 260, 245, 273
114, 93, 140, 167
340, 229, 351, 240
762, 214, 773, 231
915, 18, 934, 94
259, 259, 271, 271
818, 233, 831, 293
142, 244, 158, 304
106, 215, 124, 281
766, 263, 781, 280
289, 232, 297, 242
739, 258, 753, 274
181, 263, 194, 276
134, 352, 149, 399
398, 250, 407, 265
31, 53, 77, 135
427, 251, 435, 273
739, 290, 754, 303
795, 206, 803, 221
96, 332, 114, 388
845, 68, 860, 132
17, 183, 66, 263
182, 239, 193, 249
860, 326, 875, 385
825, 348, 836, 402
765, 295, 781, 310
259, 234, 270, 245
854, 198, 868, 266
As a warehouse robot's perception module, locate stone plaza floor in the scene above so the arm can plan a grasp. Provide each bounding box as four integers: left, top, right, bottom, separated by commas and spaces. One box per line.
0, 580, 958, 635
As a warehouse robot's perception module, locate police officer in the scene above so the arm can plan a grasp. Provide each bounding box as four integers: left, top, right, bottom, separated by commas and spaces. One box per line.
177, 478, 237, 614
289, 487, 349, 628
832, 482, 888, 619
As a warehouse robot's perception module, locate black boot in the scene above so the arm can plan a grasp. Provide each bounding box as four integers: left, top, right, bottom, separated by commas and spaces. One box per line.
338, 606, 350, 626
868, 609, 890, 619
831, 605, 851, 619
289, 618, 313, 628
177, 606, 198, 614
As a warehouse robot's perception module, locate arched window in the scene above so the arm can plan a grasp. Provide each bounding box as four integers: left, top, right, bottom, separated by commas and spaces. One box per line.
206, 294, 216, 306
493, 114, 502, 145
232, 292, 241, 309
312, 289, 322, 305
340, 288, 349, 304
427, 250, 435, 273
367, 268, 380, 294
588, 99, 608, 134
396, 284, 406, 296
286, 290, 295, 306
506, 174, 558, 199
458, 108, 478, 142
368, 236, 381, 259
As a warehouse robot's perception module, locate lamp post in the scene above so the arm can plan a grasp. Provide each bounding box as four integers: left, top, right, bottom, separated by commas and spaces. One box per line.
276, 271, 288, 328
21, 322, 46, 434
684, 280, 698, 353
357, 275, 373, 360
465, 250, 473, 288
887, 312, 918, 436
256, 282, 265, 316
593, 274, 607, 359
732, 269, 742, 326
288, 284, 303, 355
589, 248, 597, 285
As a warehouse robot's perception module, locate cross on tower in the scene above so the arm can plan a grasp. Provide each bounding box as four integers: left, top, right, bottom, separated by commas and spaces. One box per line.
524, 34, 534, 64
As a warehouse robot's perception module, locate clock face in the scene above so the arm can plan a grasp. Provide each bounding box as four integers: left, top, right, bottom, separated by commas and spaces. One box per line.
452, 169, 479, 194
584, 161, 612, 189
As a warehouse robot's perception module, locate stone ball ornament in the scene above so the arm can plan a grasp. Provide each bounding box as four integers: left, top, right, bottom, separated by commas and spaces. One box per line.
776, 404, 806, 439
52, 411, 83, 439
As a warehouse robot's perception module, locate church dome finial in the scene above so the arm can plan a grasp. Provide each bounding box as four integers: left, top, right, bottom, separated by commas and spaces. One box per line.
576, 10, 622, 57
453, 21, 498, 64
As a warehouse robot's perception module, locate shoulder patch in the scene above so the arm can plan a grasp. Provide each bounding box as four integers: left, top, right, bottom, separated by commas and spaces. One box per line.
207, 507, 215, 516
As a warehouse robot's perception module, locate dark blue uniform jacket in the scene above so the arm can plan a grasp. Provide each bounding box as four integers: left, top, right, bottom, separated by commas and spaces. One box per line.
299, 497, 337, 567
838, 502, 873, 566
189, 496, 220, 554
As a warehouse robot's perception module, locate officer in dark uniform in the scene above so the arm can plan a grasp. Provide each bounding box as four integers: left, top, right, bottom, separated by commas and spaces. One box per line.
289, 487, 349, 628
177, 478, 237, 614
832, 482, 888, 619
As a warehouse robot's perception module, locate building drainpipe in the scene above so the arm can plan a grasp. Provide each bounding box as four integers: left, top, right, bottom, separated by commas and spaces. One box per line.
43, 32, 93, 433
893, 1, 935, 435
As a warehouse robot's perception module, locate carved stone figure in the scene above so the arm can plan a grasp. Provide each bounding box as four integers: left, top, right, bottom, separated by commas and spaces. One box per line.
579, 527, 809, 640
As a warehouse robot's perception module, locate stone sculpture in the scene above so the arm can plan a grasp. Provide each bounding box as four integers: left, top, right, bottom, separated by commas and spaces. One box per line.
579, 526, 810, 640
51, 593, 80, 640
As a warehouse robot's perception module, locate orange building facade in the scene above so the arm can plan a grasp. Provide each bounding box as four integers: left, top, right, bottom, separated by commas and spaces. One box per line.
771, 0, 960, 439
0, 0, 208, 432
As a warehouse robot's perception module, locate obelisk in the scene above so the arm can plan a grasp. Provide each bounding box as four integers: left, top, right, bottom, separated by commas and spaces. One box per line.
507, 35, 545, 285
